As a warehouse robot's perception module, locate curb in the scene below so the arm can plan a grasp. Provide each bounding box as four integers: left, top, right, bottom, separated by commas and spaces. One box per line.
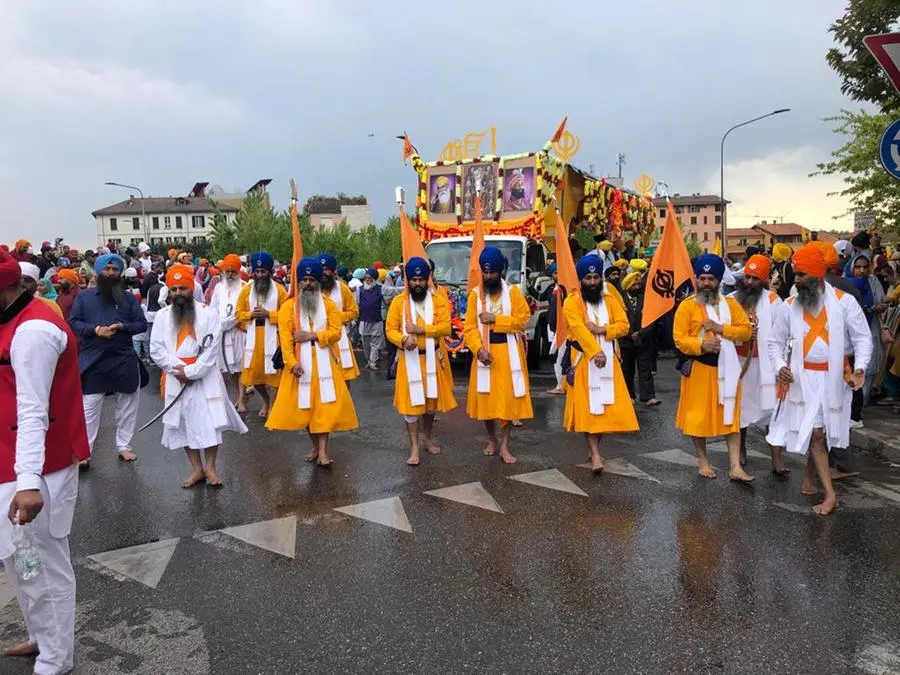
850, 427, 900, 465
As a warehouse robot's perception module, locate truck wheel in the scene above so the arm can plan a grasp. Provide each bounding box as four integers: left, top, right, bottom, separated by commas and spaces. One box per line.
527, 320, 545, 370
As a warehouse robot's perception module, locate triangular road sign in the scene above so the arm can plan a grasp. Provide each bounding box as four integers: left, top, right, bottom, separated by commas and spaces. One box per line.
864, 33, 900, 93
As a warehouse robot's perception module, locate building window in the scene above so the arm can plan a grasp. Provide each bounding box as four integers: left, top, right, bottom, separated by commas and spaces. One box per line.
689, 206, 700, 213
192, 235, 206, 244
152, 216, 159, 230
175, 216, 183, 228
658, 209, 665, 218
715, 215, 722, 225
164, 216, 171, 229
675, 206, 683, 214
132, 217, 140, 230
191, 215, 205, 229
703, 232, 708, 241
659, 226, 664, 236
110, 217, 118, 231
691, 216, 697, 225
715, 204, 722, 212
690, 233, 698, 242
165, 237, 173, 243
703, 216, 708, 224
130, 238, 141, 246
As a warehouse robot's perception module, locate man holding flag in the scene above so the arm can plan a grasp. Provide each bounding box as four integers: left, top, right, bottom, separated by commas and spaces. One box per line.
563, 254, 639, 472
317, 253, 360, 381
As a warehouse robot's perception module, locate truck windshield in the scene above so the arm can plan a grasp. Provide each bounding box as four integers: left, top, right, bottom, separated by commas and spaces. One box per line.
425, 240, 524, 287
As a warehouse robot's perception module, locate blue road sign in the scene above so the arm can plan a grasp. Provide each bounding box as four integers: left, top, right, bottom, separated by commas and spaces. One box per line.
879, 118, 900, 180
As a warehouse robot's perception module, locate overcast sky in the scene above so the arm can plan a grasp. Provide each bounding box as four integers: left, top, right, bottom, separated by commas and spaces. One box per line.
0, 0, 863, 249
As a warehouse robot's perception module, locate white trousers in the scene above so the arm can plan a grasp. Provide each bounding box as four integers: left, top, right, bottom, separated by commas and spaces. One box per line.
553, 347, 565, 389
82, 391, 140, 453
2, 512, 76, 674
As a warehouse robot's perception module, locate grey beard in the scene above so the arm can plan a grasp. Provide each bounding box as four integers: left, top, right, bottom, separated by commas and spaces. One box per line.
734, 284, 763, 311
253, 276, 271, 298
300, 288, 320, 317
171, 296, 195, 327
696, 288, 720, 305
795, 283, 821, 310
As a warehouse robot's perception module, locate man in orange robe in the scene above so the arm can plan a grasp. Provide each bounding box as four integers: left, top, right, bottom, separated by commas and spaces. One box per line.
266, 258, 358, 467
563, 254, 639, 472
317, 253, 360, 381
463, 246, 533, 464
385, 257, 456, 466
674, 254, 754, 482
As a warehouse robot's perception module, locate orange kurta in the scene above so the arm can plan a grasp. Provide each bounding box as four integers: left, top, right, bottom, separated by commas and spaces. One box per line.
324, 281, 360, 381
562, 292, 639, 434
385, 290, 457, 416
674, 295, 752, 438
236, 282, 287, 388
265, 296, 358, 433
463, 284, 533, 421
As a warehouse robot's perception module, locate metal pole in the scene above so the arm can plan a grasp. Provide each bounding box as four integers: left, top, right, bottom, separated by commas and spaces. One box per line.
104, 181, 147, 247
719, 109, 790, 259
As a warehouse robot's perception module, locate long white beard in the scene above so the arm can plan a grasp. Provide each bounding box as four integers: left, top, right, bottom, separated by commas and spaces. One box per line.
300, 289, 320, 317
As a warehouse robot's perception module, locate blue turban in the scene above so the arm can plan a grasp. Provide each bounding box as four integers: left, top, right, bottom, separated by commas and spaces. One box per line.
337, 266, 349, 279
317, 253, 337, 272
250, 251, 274, 272
576, 254, 604, 280
297, 257, 323, 281
479, 246, 505, 273
694, 253, 725, 281
547, 263, 557, 274
405, 256, 431, 280
94, 253, 124, 274
365, 267, 378, 280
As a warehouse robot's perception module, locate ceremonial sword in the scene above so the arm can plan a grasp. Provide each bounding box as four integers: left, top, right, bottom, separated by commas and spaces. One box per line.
138, 333, 215, 432
771, 341, 793, 425
221, 303, 234, 367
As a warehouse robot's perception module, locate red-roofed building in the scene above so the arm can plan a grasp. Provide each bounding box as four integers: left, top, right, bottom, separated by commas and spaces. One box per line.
751, 222, 809, 250
725, 228, 766, 258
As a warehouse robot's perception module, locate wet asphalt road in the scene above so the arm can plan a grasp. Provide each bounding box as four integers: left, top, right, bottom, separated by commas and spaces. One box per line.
2, 357, 900, 674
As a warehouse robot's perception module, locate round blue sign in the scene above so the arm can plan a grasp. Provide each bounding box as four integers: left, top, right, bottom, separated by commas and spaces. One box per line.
878, 118, 900, 180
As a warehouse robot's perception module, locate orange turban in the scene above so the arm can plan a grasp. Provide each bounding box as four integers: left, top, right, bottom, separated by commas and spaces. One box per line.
167, 248, 177, 258
208, 266, 219, 276
165, 263, 195, 290
221, 254, 241, 272
14, 239, 29, 250
58, 269, 79, 284
792, 244, 826, 279
743, 254, 771, 280
812, 241, 840, 271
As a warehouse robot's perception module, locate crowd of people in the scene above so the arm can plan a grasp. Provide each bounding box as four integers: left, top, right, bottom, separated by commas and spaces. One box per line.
0, 228, 893, 671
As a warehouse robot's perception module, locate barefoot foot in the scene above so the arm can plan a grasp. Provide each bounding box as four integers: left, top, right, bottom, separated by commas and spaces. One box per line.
118, 449, 137, 462
813, 495, 838, 515
800, 478, 817, 496
257, 405, 269, 419
235, 403, 247, 413
830, 470, 860, 481
482, 441, 497, 456
4, 641, 38, 657
698, 464, 717, 479
425, 440, 441, 455
499, 451, 518, 465
771, 466, 792, 477
591, 456, 605, 474
181, 471, 206, 488
729, 468, 755, 483
407, 455, 421, 466
304, 449, 318, 463
205, 468, 224, 487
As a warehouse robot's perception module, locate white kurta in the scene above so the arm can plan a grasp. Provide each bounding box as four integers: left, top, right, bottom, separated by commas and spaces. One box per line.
210, 279, 247, 374
149, 303, 248, 450
766, 283, 872, 455
729, 290, 782, 429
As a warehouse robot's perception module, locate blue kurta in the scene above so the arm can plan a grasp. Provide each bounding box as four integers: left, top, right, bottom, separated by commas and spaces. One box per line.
69, 288, 147, 395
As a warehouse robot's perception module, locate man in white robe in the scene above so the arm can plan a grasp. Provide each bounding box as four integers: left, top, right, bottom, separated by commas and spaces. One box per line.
766, 245, 871, 515
150, 264, 247, 488
727, 254, 787, 473
210, 254, 248, 412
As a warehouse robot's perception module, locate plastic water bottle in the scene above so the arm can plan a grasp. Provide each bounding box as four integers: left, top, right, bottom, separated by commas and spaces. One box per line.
11, 517, 41, 581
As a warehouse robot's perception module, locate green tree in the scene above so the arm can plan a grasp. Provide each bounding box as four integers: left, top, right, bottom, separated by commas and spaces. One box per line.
813, 109, 900, 225
825, 0, 900, 113
208, 200, 238, 259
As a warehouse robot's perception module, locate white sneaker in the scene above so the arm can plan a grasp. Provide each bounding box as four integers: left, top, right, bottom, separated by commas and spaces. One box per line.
849, 420, 864, 429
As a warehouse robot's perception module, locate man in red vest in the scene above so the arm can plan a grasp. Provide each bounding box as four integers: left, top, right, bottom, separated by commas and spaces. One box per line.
0, 250, 90, 672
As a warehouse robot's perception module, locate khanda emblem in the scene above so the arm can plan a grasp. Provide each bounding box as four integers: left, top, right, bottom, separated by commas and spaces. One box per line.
651, 268, 675, 298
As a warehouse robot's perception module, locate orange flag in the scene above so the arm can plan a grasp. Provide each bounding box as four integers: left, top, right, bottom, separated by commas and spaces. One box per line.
401, 133, 415, 163
288, 179, 304, 299
641, 200, 695, 328
466, 194, 485, 293
549, 204, 578, 349
550, 116, 568, 144
399, 207, 428, 263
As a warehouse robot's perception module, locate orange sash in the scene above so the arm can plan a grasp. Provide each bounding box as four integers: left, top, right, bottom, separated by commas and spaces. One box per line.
802, 308, 829, 358
161, 324, 198, 398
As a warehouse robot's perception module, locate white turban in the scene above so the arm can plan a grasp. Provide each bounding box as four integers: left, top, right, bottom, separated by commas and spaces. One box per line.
18, 262, 40, 282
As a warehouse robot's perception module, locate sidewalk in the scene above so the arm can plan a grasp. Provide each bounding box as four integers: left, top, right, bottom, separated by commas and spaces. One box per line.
851, 405, 900, 464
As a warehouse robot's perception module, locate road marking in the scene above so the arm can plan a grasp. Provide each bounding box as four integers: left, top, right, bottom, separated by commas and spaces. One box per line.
641, 448, 699, 467
220, 516, 297, 559
577, 458, 661, 483
335, 497, 413, 533
88, 538, 180, 589
508, 469, 588, 497
424, 481, 504, 513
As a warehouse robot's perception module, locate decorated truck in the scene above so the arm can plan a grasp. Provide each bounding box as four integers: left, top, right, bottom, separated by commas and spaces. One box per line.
404, 126, 657, 366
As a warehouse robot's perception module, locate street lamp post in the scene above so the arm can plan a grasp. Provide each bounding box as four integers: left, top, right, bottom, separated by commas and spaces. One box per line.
719, 109, 790, 258
104, 181, 147, 246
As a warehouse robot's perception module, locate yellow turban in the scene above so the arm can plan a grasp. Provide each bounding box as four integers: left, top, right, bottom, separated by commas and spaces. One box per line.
597, 240, 613, 252
621, 272, 642, 291
614, 259, 629, 270
772, 243, 793, 262
377, 268, 388, 282
629, 258, 648, 272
